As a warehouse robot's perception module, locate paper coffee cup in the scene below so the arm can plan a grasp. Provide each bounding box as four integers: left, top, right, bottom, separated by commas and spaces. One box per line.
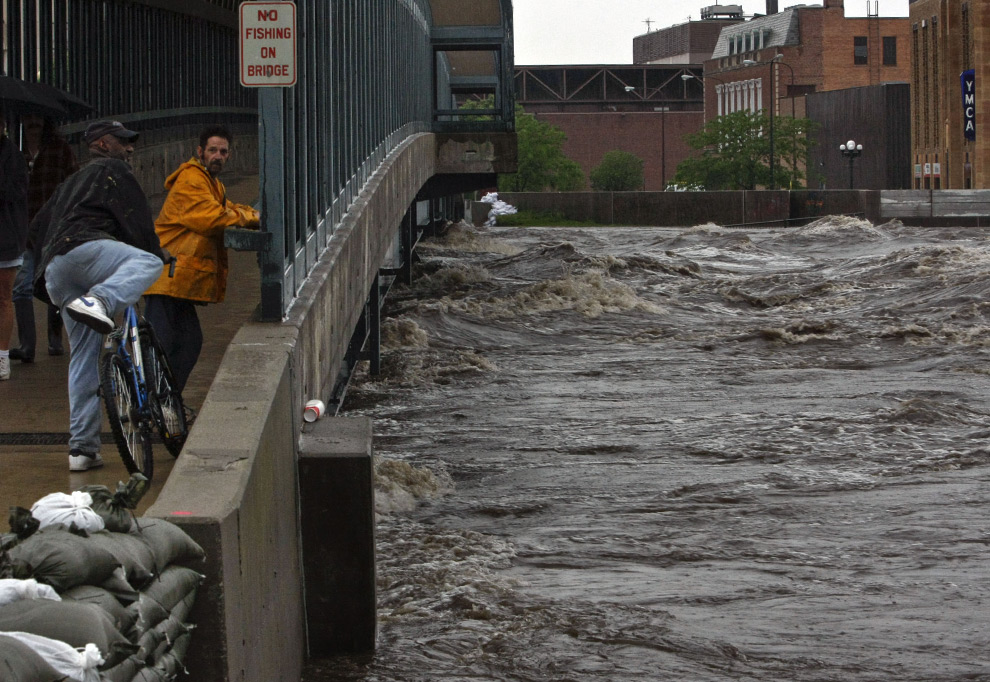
303, 399, 325, 423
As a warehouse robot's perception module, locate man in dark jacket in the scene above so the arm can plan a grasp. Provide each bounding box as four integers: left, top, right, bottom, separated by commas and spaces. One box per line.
33, 119, 169, 471
10, 114, 78, 362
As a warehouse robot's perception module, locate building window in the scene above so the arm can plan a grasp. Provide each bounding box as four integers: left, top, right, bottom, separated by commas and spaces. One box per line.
883, 37, 896, 65
854, 36, 868, 64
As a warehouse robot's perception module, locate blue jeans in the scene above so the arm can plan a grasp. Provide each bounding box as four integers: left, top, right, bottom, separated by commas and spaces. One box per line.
45, 240, 164, 454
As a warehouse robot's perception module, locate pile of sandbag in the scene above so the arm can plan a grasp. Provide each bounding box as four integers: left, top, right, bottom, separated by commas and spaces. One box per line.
0, 475, 204, 681
479, 192, 518, 226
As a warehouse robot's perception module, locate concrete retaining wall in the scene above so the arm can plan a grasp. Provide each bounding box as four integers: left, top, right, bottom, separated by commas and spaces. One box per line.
146, 133, 443, 682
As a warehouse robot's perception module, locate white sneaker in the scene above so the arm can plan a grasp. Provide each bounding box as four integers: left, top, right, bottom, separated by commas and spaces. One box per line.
0, 355, 9, 380
66, 295, 115, 334
69, 451, 104, 472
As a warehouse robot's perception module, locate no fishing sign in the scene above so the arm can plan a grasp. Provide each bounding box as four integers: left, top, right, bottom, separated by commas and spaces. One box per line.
240, 2, 296, 87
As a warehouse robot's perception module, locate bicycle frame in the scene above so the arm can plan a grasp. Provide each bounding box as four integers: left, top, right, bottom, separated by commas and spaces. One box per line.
107, 305, 152, 425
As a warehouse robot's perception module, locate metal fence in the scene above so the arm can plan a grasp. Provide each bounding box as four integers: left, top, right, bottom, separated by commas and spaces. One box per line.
255, 0, 434, 319
1, 0, 255, 124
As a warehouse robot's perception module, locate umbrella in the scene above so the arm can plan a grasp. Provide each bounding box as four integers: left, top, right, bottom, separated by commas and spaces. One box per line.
0, 75, 66, 118
32, 81, 94, 119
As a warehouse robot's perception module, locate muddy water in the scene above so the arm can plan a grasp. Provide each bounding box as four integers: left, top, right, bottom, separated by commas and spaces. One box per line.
306, 217, 990, 681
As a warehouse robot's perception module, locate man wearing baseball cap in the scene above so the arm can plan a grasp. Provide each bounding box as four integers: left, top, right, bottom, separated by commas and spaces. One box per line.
30, 119, 170, 471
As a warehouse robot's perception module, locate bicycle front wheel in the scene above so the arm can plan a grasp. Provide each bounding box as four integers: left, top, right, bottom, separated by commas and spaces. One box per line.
100, 352, 155, 479
140, 326, 188, 457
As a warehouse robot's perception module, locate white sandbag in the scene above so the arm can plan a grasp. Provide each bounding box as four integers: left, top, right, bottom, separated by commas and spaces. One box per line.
0, 631, 104, 682
31, 491, 105, 533
0, 578, 61, 607
480, 192, 517, 226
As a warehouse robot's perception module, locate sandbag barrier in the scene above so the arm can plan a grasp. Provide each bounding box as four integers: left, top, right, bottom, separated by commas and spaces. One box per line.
0, 474, 205, 681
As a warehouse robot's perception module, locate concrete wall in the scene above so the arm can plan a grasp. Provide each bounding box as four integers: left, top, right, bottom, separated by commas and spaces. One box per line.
492, 190, 804, 226
144, 132, 490, 682
481, 190, 990, 227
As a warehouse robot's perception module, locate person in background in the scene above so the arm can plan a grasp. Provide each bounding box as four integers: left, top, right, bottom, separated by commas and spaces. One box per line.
144, 124, 259, 395
0, 111, 29, 381
10, 113, 78, 362
33, 120, 169, 471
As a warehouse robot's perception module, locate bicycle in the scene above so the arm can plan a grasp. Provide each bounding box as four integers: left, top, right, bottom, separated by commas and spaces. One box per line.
99, 259, 188, 481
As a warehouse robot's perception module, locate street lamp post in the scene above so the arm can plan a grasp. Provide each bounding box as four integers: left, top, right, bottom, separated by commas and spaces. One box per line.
744, 54, 784, 190
654, 106, 670, 188
774, 60, 796, 186
839, 139, 863, 189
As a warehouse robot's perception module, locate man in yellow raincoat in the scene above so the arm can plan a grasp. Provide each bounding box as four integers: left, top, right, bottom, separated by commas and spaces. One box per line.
144, 125, 259, 395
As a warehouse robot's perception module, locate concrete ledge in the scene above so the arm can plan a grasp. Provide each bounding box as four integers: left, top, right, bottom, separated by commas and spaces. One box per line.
147, 322, 303, 682
298, 417, 376, 655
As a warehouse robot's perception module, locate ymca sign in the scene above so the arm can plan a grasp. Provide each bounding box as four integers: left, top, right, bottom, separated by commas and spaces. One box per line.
240, 2, 296, 87
961, 69, 975, 141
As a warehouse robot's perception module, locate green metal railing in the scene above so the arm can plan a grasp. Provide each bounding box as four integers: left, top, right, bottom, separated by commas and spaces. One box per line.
255, 0, 514, 320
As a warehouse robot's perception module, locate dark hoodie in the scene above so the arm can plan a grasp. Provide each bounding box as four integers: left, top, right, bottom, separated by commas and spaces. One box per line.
31, 154, 166, 302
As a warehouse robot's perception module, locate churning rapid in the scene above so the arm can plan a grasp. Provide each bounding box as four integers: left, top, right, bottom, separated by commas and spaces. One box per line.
306, 217, 990, 681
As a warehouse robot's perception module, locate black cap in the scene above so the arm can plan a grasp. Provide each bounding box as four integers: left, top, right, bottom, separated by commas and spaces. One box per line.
83, 120, 139, 144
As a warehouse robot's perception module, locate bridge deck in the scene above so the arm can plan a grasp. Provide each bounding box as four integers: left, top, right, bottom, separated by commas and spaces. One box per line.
0, 174, 261, 516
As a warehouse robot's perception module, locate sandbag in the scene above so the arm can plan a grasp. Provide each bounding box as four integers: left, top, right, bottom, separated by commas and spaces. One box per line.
7, 507, 39, 541
76, 474, 149, 534
0, 598, 137, 669
133, 627, 167, 666
129, 614, 192, 673
87, 531, 156, 590
125, 594, 170, 637
61, 584, 137, 641
0, 631, 103, 682
130, 665, 171, 681
0, 632, 65, 682
100, 654, 144, 682
130, 518, 205, 571
0, 577, 61, 607
30, 491, 105, 533
6, 527, 120, 592
156, 629, 191, 677
140, 566, 203, 614
100, 566, 140, 605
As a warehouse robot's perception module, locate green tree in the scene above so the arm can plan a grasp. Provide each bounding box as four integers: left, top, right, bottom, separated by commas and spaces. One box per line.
458, 98, 585, 191
589, 150, 645, 191
671, 109, 818, 190
500, 106, 585, 191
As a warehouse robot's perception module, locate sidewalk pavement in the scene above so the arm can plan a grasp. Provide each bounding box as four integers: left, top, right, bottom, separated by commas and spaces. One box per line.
0, 174, 260, 515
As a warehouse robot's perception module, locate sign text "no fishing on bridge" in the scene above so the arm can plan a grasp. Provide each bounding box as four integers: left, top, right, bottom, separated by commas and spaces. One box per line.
240, 2, 297, 87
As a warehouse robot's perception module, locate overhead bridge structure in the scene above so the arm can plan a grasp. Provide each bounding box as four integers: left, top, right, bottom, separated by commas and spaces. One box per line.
2, 1, 516, 680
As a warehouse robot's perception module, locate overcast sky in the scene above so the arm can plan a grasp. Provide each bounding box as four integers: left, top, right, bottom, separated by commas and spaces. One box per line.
512, 0, 910, 65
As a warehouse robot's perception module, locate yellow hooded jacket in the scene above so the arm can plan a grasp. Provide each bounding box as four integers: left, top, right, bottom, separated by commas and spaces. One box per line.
145, 158, 259, 303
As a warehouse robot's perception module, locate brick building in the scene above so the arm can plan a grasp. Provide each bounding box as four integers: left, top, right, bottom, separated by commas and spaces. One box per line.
515, 65, 704, 191
633, 5, 743, 65
909, 0, 985, 189
702, 0, 911, 188
706, 0, 911, 118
